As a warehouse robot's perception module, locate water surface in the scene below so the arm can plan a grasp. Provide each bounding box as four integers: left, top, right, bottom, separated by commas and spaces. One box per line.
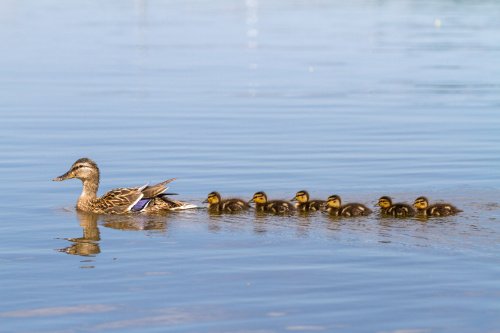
1, 1, 500, 332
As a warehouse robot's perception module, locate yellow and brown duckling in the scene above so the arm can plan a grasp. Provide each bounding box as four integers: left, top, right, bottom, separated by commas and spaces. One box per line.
291, 190, 326, 212
377, 196, 415, 218
53, 158, 196, 214
325, 195, 372, 217
249, 191, 295, 214
203, 191, 250, 213
413, 196, 461, 217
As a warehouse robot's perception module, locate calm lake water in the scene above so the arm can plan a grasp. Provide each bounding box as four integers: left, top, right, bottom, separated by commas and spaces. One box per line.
1, 1, 500, 332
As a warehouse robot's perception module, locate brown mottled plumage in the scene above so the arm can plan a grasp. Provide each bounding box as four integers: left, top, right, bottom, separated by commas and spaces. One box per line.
377, 196, 415, 218
291, 190, 326, 212
249, 191, 295, 214
203, 191, 250, 213
413, 196, 461, 217
325, 195, 372, 217
53, 158, 196, 214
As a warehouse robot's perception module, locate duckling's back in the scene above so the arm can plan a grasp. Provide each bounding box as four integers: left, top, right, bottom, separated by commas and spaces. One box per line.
215, 198, 250, 213
387, 203, 415, 217
265, 200, 295, 214
297, 200, 326, 212
426, 203, 461, 216
340, 203, 372, 217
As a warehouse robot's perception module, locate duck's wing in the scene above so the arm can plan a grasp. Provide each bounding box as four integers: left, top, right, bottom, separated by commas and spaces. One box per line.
141, 178, 176, 198
99, 187, 145, 214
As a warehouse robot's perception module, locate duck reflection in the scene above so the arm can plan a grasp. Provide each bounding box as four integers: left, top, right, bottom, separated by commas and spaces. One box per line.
59, 211, 169, 257
59, 211, 101, 256
101, 213, 168, 232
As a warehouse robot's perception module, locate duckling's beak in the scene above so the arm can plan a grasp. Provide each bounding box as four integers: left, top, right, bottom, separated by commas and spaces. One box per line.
202, 199, 208, 203
248, 198, 255, 203
53, 170, 73, 181
290, 197, 297, 202
374, 203, 380, 207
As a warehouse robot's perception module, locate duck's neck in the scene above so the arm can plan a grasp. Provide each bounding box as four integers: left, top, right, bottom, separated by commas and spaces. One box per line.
77, 178, 99, 211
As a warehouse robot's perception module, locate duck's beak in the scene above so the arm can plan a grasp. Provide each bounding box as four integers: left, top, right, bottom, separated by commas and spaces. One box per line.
53, 170, 73, 181
374, 203, 380, 207
290, 197, 297, 202
202, 199, 208, 203
248, 198, 255, 203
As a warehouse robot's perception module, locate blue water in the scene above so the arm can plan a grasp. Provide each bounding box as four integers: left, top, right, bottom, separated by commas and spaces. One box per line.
1, 1, 500, 332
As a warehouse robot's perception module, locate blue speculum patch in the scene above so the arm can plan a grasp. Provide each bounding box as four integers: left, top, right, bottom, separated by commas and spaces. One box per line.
131, 198, 151, 212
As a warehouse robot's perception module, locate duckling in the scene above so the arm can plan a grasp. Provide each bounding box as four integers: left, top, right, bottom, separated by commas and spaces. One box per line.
291, 190, 326, 212
377, 196, 415, 217
413, 196, 461, 217
203, 191, 250, 213
53, 158, 196, 214
325, 195, 372, 217
249, 191, 295, 214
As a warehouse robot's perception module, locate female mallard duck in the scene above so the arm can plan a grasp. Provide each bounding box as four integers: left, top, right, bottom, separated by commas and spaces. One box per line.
291, 190, 326, 212
53, 158, 196, 214
325, 195, 372, 217
413, 196, 461, 217
203, 191, 250, 213
377, 196, 415, 217
249, 191, 295, 214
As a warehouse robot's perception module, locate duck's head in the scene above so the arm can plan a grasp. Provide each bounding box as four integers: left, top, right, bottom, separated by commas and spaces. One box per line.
291, 190, 309, 203
377, 196, 392, 209
53, 158, 100, 182
326, 195, 342, 209
204, 191, 221, 204
413, 196, 429, 210
249, 191, 268, 204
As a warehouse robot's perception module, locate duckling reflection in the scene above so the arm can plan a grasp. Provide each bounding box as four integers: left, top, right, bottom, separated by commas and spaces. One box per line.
59, 211, 101, 256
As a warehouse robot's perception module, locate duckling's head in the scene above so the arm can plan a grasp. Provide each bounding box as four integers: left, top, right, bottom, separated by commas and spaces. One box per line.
413, 196, 429, 210
249, 191, 268, 204
292, 190, 310, 203
53, 158, 100, 183
377, 196, 392, 209
326, 195, 342, 209
204, 191, 222, 205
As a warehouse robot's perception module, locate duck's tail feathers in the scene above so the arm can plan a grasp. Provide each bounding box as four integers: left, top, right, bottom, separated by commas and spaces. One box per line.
169, 203, 198, 210
141, 178, 176, 198
158, 194, 197, 210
